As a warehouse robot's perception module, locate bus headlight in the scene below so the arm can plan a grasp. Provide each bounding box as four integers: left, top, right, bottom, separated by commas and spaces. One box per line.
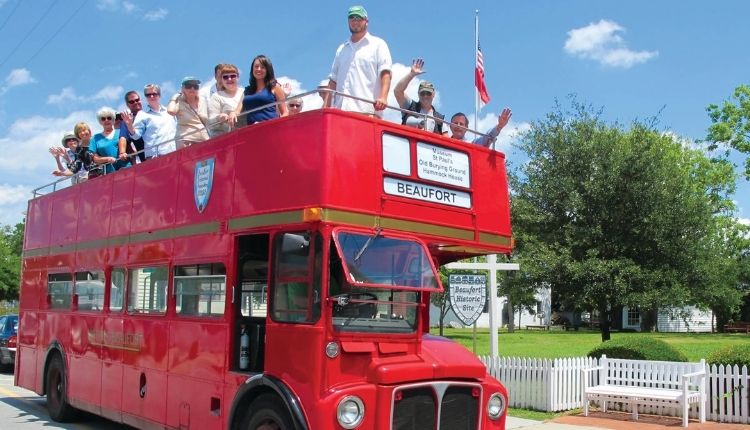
336, 395, 364, 428
487, 392, 505, 420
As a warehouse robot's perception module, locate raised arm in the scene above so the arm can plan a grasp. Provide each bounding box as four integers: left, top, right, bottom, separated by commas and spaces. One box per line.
166, 93, 182, 116
394, 58, 424, 108
474, 107, 513, 148
272, 84, 288, 117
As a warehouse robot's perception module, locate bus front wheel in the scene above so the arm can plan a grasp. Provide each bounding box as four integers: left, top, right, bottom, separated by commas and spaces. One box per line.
46, 354, 78, 422
242, 393, 294, 430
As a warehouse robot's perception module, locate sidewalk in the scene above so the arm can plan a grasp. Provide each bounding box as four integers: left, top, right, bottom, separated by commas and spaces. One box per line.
507, 416, 606, 430
507, 413, 750, 430
552, 412, 750, 429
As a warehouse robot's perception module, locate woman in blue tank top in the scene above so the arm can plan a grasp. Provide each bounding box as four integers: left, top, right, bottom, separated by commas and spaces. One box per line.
236, 55, 288, 126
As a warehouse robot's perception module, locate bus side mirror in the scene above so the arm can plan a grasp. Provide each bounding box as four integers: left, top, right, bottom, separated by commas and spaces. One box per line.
46, 294, 52, 307
72, 294, 79, 308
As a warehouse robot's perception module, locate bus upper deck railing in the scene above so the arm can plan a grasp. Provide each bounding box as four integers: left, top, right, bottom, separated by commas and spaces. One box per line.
33, 90, 497, 197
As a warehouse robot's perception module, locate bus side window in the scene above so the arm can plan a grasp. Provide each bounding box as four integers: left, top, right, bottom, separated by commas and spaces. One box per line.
271, 232, 321, 323
174, 263, 226, 317
110, 268, 126, 312
47, 272, 73, 310
127, 266, 168, 314
75, 270, 105, 311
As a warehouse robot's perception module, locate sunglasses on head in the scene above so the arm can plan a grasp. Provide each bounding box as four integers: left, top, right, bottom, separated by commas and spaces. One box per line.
127, 98, 141, 104
145, 92, 159, 98
183, 84, 199, 90
222, 74, 238, 80
100, 116, 113, 121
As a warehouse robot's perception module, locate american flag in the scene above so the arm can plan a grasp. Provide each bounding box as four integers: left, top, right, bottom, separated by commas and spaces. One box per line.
475, 43, 490, 104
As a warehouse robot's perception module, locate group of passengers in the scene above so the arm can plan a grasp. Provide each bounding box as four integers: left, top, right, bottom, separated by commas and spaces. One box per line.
50, 5, 512, 183
50, 56, 287, 181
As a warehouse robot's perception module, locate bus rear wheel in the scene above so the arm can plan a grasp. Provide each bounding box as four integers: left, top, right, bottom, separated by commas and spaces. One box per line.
46, 354, 78, 422
242, 393, 294, 430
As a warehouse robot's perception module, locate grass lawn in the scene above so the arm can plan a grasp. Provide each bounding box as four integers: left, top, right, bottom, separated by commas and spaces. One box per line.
429, 327, 750, 361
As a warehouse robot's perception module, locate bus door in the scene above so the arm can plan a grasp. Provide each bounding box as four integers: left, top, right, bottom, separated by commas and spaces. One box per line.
234, 234, 270, 373
263, 231, 325, 399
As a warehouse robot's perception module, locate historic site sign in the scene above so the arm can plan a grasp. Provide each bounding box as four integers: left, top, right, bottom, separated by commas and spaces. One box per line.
449, 274, 487, 326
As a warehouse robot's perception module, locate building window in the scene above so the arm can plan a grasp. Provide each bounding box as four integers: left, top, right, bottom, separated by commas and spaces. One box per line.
128, 266, 168, 314
174, 263, 226, 317
627, 307, 641, 326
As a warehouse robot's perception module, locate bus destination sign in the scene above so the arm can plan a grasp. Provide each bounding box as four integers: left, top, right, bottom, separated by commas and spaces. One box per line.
416, 142, 470, 188
384, 177, 471, 208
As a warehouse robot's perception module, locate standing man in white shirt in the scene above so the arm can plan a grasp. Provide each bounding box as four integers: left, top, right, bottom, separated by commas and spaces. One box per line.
325, 5, 392, 117
122, 84, 177, 159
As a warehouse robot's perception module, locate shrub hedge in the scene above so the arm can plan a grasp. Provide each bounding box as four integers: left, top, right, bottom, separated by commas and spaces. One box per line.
706, 344, 750, 368
587, 336, 688, 362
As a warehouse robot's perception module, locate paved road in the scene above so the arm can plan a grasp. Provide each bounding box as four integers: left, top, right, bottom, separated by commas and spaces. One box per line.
1, 369, 609, 430
0, 370, 132, 430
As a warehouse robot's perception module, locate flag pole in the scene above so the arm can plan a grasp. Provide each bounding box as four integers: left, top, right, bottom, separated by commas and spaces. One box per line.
474, 10, 479, 133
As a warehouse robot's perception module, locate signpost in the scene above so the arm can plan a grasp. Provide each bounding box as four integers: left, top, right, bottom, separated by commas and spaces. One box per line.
445, 255, 519, 357
449, 274, 487, 353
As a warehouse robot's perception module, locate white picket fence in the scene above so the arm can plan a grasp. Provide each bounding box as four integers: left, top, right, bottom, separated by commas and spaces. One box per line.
480, 356, 750, 424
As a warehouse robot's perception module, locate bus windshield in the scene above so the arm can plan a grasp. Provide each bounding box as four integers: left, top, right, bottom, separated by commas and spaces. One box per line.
333, 231, 440, 291
329, 231, 440, 334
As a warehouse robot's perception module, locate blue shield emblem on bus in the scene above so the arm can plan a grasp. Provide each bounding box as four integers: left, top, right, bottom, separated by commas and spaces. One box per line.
194, 158, 215, 213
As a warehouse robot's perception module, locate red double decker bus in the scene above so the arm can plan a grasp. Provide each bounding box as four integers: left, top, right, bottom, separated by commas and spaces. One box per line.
16, 107, 513, 429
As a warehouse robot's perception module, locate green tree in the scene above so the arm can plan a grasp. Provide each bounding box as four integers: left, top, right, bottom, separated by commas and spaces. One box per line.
497, 260, 538, 333
431, 266, 451, 336
0, 221, 24, 301
706, 84, 750, 179
511, 99, 742, 342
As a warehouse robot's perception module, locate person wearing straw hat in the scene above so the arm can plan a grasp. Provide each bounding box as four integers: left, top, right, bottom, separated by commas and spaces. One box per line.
325, 5, 392, 117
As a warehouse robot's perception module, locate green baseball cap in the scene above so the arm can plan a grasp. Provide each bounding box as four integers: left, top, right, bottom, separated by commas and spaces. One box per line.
348, 5, 368, 19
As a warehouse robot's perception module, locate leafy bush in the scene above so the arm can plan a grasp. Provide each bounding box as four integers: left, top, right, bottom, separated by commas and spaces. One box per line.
587, 336, 688, 362
706, 344, 750, 368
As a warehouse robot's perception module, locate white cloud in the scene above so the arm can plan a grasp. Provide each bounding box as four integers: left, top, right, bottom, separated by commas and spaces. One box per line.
0, 184, 29, 206
97, 0, 135, 13
0, 68, 37, 95
47, 87, 78, 105
739, 218, 750, 227
91, 85, 124, 101
0, 109, 99, 226
47, 85, 123, 105
144, 8, 168, 21
5, 68, 36, 87
96, 0, 118, 11
122, 1, 136, 13
564, 19, 657, 68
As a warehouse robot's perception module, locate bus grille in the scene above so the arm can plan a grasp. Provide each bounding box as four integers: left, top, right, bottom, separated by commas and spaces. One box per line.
391, 383, 480, 430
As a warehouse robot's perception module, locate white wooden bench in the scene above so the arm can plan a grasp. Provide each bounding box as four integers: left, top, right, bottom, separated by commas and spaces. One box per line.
581, 355, 706, 427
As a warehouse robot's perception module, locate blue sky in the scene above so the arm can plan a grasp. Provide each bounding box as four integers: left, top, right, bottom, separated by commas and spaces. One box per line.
0, 0, 748, 227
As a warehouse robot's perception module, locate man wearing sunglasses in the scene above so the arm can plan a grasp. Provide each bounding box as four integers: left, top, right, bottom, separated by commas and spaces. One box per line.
325, 5, 392, 117
122, 83, 176, 159
119, 90, 146, 162
287, 99, 303, 115
394, 58, 445, 135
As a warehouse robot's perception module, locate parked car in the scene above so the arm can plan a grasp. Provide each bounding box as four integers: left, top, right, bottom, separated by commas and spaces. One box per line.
0, 314, 18, 371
